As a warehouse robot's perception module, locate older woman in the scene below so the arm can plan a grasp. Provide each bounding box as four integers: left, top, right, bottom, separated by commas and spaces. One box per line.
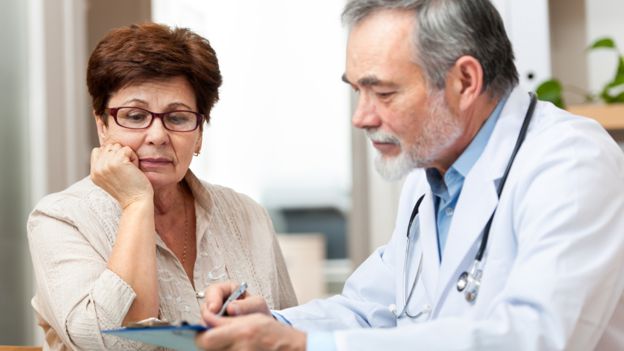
27, 23, 296, 350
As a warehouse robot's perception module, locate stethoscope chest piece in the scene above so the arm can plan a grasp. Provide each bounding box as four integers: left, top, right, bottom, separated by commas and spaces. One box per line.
456, 271, 469, 291
456, 262, 483, 303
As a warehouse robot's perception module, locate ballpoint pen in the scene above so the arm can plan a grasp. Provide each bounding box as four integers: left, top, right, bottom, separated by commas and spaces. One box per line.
217, 282, 248, 316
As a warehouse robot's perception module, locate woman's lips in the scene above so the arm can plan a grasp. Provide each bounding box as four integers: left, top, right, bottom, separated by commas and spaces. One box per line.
139, 157, 172, 169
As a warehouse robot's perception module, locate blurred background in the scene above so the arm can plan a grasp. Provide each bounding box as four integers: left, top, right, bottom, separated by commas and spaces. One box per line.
1, 0, 623, 345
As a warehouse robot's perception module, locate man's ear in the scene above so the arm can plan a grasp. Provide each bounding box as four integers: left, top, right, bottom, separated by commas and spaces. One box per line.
94, 111, 107, 146
446, 55, 484, 112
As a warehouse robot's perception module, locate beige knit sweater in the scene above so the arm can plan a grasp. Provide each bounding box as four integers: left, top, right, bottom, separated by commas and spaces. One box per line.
28, 171, 297, 350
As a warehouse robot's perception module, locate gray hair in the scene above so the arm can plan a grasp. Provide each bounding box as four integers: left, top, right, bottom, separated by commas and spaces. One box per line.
343, 0, 519, 98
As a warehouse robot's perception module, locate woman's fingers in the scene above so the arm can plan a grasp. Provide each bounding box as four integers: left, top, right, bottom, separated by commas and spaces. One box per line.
90, 143, 152, 208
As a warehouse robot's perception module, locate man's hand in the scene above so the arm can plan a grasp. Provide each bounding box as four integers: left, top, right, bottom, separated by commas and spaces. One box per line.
196, 313, 306, 351
201, 281, 271, 318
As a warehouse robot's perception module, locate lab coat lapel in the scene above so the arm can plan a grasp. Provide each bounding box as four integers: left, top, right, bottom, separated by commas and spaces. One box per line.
436, 165, 498, 296
415, 187, 440, 301
434, 87, 531, 304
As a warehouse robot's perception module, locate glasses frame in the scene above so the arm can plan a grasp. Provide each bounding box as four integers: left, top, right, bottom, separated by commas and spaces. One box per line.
106, 106, 205, 132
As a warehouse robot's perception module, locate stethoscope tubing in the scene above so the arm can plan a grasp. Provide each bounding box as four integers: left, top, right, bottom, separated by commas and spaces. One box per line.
474, 92, 537, 262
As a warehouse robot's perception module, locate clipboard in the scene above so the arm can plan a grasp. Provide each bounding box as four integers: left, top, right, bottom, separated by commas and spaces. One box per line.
102, 320, 208, 351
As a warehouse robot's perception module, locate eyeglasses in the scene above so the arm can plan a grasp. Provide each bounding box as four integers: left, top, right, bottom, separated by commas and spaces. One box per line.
106, 107, 204, 132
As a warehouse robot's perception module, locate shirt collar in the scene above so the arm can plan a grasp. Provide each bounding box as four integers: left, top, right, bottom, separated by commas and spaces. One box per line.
452, 95, 508, 178
425, 94, 509, 191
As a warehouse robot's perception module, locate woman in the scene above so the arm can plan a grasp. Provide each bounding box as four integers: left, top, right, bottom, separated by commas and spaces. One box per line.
27, 23, 296, 350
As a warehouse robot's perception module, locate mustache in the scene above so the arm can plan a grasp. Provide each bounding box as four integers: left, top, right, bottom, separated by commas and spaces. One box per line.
366, 129, 401, 145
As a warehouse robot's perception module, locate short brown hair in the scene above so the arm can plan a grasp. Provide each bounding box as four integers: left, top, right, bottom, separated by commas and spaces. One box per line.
87, 23, 222, 123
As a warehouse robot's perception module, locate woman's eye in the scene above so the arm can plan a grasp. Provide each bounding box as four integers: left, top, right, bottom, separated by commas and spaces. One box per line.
127, 113, 147, 121
166, 113, 192, 125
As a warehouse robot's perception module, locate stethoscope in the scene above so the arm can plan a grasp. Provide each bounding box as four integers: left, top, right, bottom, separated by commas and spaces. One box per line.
393, 92, 537, 319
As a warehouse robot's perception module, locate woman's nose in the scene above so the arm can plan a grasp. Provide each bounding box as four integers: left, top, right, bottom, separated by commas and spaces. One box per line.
145, 117, 169, 144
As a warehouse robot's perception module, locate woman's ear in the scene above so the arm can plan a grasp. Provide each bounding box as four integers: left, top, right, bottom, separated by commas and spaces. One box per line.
94, 111, 108, 146
446, 55, 484, 112
194, 132, 203, 156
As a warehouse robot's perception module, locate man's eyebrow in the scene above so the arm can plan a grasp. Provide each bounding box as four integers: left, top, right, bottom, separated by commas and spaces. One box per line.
358, 75, 382, 87
341, 74, 394, 88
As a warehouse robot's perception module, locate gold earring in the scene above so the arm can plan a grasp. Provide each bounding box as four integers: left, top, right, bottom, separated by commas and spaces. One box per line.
194, 151, 200, 156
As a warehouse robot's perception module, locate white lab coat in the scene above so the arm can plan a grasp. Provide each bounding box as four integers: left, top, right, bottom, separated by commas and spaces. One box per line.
279, 87, 624, 350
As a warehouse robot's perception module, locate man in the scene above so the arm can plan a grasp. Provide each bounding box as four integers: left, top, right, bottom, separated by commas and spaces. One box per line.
196, 0, 624, 350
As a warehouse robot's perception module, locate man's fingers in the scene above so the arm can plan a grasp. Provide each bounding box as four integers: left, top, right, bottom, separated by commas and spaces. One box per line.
203, 281, 240, 314
196, 326, 235, 351
196, 315, 261, 351
202, 311, 230, 328
227, 296, 270, 316
196, 315, 250, 350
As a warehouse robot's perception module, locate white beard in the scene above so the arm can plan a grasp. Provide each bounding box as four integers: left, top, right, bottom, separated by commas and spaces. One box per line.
368, 90, 463, 181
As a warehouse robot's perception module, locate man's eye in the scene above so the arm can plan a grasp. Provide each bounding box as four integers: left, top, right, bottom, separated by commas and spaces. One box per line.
376, 91, 395, 98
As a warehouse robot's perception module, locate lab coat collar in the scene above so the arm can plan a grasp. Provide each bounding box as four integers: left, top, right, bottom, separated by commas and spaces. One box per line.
433, 87, 532, 304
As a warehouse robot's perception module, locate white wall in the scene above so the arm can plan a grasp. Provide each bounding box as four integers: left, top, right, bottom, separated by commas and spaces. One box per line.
585, 0, 624, 94
491, 0, 551, 91
153, 1, 352, 210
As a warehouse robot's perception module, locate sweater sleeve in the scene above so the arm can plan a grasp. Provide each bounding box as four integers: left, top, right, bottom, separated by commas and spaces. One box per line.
28, 207, 158, 350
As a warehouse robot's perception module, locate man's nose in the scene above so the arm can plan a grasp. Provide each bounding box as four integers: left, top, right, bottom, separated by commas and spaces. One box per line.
351, 94, 381, 130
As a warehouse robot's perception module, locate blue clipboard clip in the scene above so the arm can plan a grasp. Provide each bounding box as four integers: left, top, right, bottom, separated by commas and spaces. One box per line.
102, 318, 209, 351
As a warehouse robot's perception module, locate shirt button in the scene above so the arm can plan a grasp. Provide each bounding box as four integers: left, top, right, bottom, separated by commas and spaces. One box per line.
445, 207, 454, 216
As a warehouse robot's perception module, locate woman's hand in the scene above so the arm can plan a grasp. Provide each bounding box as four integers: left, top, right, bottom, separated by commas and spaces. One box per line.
93, 143, 159, 324
90, 143, 153, 208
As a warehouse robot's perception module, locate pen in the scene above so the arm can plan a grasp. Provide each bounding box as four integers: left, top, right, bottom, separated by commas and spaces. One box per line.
217, 282, 248, 316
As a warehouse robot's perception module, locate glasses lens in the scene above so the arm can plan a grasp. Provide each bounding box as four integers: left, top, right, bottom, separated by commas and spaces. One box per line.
116, 108, 151, 129
164, 111, 199, 131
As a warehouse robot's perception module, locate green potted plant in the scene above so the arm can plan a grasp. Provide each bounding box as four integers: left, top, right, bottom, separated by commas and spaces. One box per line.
536, 37, 624, 129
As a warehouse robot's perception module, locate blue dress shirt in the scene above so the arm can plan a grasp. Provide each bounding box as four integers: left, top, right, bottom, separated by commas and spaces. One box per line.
426, 96, 507, 261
